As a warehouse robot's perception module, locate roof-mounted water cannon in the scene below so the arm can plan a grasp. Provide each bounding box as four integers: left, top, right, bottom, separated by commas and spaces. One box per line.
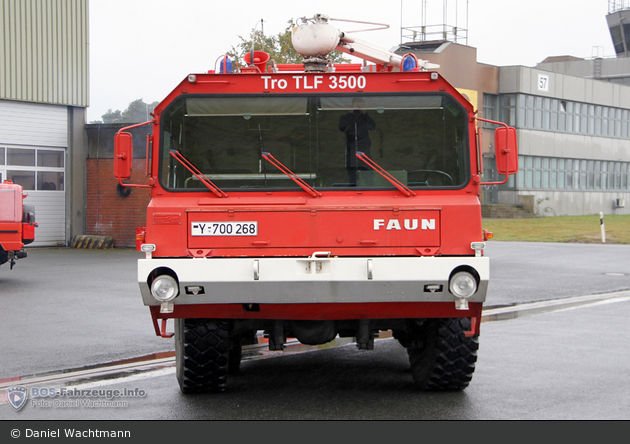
291, 14, 440, 72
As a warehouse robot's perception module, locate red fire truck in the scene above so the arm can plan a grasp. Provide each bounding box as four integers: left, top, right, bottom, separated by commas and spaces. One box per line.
114, 15, 517, 393
0, 180, 36, 270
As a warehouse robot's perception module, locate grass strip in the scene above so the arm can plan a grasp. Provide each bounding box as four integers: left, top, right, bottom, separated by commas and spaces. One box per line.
482, 214, 630, 244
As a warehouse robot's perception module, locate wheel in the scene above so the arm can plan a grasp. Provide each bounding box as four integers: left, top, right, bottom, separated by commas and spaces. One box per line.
175, 318, 230, 393
406, 318, 479, 391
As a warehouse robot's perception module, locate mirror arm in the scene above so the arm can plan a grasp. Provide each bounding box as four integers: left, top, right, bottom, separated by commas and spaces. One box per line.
117, 176, 153, 188
116, 119, 155, 135
480, 174, 509, 186
115, 120, 155, 188
475, 117, 515, 186
476, 117, 508, 128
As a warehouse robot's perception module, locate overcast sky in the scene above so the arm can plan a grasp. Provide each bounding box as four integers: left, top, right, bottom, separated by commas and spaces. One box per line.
88, 0, 615, 122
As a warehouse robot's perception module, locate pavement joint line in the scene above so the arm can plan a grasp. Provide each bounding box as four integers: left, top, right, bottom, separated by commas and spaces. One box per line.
0, 357, 176, 390
482, 290, 630, 319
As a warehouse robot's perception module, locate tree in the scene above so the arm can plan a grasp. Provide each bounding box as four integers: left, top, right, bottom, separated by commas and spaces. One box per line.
98, 109, 122, 124
91, 99, 159, 124
228, 19, 350, 66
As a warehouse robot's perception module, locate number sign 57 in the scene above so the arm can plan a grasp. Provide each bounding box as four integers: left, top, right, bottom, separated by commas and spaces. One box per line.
538, 74, 549, 92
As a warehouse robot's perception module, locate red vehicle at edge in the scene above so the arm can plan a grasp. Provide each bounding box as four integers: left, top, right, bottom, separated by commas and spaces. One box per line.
114, 15, 518, 393
0, 180, 36, 270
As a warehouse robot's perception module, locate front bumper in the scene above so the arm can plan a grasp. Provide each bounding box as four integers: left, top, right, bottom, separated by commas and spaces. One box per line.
138, 255, 489, 307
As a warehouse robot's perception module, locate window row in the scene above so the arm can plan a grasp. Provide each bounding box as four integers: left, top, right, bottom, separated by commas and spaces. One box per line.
501, 94, 630, 138
0, 147, 65, 191
516, 155, 630, 191
0, 147, 64, 167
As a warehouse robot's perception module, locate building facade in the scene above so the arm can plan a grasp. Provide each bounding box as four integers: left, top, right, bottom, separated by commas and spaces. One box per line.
496, 66, 630, 216
0, 0, 89, 246
396, 41, 630, 216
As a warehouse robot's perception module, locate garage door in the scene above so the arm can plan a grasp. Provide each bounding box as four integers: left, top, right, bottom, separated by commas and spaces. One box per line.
0, 101, 67, 247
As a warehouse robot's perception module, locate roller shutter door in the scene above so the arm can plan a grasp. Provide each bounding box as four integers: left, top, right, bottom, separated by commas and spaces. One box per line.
0, 100, 67, 247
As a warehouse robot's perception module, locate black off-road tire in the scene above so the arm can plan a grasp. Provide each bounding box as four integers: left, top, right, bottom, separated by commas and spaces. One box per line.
175, 318, 230, 393
407, 318, 479, 391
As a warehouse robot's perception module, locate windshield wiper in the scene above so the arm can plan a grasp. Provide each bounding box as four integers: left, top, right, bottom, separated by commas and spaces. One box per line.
258, 124, 268, 187
261, 152, 322, 197
355, 152, 416, 197
169, 150, 228, 198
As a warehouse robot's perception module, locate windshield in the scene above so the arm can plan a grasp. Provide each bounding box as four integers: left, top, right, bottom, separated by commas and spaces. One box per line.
159, 94, 469, 191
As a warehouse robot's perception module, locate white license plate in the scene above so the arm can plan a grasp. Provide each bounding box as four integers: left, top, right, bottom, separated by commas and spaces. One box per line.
191, 221, 258, 236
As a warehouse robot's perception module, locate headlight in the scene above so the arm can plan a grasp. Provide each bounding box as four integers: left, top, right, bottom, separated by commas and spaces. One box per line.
151, 275, 179, 302
449, 271, 477, 299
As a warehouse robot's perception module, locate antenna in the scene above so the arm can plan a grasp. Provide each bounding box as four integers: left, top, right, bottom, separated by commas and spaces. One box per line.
249, 19, 264, 67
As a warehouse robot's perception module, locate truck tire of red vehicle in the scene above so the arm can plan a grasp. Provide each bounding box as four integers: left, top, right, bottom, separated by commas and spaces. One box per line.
175, 318, 230, 393
406, 318, 479, 391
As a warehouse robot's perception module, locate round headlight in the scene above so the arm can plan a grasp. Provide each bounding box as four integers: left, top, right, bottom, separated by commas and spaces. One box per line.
449, 271, 477, 299
151, 275, 179, 302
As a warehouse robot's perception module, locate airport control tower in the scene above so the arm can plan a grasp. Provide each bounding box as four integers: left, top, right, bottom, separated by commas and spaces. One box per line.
607, 1, 630, 57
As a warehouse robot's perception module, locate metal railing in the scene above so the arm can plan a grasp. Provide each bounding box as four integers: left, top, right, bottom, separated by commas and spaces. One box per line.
400, 24, 468, 45
609, 0, 630, 14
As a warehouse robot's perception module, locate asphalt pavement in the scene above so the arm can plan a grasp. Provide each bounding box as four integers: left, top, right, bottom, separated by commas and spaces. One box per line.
485, 241, 630, 306
2, 241, 630, 382
1, 294, 629, 420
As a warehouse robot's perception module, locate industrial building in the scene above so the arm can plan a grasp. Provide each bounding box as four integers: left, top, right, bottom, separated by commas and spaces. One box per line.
396, 1, 630, 216
0, 0, 89, 246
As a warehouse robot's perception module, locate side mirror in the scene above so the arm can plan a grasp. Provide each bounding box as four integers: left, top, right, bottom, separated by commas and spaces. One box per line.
494, 127, 518, 175
114, 132, 133, 181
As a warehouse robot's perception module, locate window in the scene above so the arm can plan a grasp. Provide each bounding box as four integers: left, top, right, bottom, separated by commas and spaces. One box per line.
614, 108, 622, 137
542, 98, 551, 130
483, 94, 498, 127
527, 97, 536, 128
7, 171, 35, 190
602, 107, 609, 137
595, 106, 602, 135
515, 155, 630, 192
38, 150, 64, 167
534, 97, 543, 129
573, 103, 586, 133
566, 102, 573, 133
159, 94, 470, 191
594, 161, 601, 189
502, 95, 516, 126
503, 94, 630, 140
610, 25, 626, 55
551, 99, 560, 131
7, 148, 35, 166
587, 105, 595, 135
0, 147, 65, 191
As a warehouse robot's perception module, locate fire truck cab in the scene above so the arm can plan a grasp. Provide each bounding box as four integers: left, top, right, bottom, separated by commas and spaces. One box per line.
114, 15, 518, 393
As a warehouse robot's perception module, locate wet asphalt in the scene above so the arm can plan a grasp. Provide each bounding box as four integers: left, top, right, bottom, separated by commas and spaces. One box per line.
1, 242, 629, 419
